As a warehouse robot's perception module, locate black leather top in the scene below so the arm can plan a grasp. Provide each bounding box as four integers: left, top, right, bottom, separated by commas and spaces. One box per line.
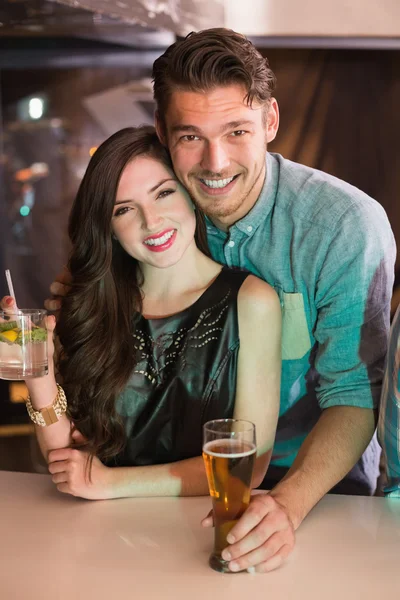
110, 268, 249, 467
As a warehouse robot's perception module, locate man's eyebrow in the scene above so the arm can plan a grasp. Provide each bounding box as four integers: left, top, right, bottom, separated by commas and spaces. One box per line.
114, 178, 176, 204
170, 120, 255, 135
221, 120, 255, 132
170, 124, 202, 134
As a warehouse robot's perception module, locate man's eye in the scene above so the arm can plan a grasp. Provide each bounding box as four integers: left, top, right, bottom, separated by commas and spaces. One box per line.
181, 135, 200, 142
231, 130, 246, 137
157, 189, 175, 199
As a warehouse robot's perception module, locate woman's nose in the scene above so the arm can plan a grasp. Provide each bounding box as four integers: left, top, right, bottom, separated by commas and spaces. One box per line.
141, 206, 163, 231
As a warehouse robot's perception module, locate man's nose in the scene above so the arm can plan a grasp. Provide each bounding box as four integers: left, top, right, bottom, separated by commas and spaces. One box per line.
200, 142, 230, 174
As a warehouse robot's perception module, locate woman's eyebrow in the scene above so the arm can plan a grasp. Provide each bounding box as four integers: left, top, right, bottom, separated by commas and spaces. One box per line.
115, 178, 176, 204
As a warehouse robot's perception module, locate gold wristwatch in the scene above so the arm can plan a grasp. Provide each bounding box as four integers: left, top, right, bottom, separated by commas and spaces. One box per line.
26, 384, 67, 427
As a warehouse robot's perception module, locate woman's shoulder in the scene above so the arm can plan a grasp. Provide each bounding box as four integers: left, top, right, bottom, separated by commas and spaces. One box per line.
237, 274, 281, 321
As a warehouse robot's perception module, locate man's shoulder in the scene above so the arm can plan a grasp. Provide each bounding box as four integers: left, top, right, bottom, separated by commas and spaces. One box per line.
270, 152, 388, 229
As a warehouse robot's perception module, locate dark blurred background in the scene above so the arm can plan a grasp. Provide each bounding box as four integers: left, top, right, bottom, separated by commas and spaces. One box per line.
0, 0, 399, 474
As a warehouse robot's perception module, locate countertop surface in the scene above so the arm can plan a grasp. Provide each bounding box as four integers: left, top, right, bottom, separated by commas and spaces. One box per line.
1, 470, 399, 599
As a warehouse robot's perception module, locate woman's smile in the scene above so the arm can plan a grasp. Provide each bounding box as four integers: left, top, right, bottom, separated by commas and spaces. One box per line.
143, 229, 177, 252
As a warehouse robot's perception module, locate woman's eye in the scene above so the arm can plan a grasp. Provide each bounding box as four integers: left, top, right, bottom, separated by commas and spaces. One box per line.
114, 206, 131, 217
157, 189, 175, 199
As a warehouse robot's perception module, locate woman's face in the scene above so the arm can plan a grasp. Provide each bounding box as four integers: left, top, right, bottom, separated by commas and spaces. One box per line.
112, 156, 197, 269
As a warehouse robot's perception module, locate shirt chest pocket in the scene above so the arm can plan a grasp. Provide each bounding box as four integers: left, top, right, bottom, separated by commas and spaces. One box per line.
280, 292, 312, 360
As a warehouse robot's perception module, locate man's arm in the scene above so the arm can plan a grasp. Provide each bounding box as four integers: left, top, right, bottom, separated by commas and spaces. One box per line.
378, 304, 400, 497
270, 406, 376, 527
209, 406, 375, 573
205, 194, 396, 573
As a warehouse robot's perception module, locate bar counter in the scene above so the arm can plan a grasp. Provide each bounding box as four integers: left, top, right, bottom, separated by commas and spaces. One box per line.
1, 471, 399, 599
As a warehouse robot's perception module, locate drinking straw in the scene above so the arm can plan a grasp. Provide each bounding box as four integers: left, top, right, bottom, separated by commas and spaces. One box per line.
4, 270, 24, 369
5, 269, 18, 310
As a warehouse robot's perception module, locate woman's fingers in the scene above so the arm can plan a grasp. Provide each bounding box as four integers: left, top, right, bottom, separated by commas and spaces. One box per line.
45, 315, 56, 362
71, 428, 88, 445
52, 473, 68, 485
0, 296, 17, 316
45, 315, 56, 334
48, 459, 69, 474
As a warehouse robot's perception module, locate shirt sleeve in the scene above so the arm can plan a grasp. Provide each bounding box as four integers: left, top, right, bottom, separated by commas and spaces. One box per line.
378, 305, 400, 497
313, 195, 396, 412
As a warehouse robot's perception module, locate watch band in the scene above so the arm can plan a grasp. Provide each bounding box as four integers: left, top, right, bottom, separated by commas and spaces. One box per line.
26, 384, 68, 427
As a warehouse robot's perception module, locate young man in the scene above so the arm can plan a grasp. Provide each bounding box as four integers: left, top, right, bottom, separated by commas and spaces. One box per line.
378, 305, 400, 497
150, 28, 395, 571
47, 29, 396, 572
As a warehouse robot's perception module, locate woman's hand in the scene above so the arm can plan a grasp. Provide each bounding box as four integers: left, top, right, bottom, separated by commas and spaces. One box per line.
1, 296, 57, 391
0, 296, 56, 363
48, 448, 113, 500
0, 295, 15, 315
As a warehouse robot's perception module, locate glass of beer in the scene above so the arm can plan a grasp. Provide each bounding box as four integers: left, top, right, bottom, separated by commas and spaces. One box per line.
202, 418, 256, 573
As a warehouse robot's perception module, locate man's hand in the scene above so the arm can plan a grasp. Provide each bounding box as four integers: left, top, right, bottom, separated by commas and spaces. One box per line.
201, 405, 377, 573
48, 448, 113, 500
202, 493, 295, 573
44, 266, 71, 313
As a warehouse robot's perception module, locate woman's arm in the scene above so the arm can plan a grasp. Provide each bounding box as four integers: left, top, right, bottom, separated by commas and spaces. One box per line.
234, 275, 281, 487
47, 275, 282, 500
0, 296, 72, 459
26, 374, 72, 461
22, 313, 72, 459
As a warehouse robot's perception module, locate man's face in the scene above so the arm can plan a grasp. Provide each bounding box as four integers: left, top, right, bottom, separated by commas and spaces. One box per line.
158, 84, 279, 230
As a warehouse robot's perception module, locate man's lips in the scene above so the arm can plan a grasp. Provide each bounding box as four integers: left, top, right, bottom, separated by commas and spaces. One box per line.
197, 174, 240, 196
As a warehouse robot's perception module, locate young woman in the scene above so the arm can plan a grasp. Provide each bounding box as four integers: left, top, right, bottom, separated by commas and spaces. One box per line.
1, 126, 281, 500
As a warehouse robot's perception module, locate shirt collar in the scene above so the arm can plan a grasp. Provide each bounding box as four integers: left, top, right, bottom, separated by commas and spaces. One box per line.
205, 152, 278, 238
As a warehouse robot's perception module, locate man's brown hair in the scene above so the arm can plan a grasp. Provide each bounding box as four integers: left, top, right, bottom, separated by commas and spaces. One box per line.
152, 28, 277, 121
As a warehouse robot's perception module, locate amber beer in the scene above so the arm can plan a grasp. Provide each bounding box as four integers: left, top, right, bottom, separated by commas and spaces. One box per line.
203, 437, 256, 572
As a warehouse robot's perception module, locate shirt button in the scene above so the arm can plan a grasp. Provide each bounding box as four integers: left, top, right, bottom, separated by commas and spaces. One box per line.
247, 226, 253, 232
227, 240, 235, 248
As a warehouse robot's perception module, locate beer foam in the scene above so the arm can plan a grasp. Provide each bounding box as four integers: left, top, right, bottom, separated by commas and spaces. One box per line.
203, 440, 256, 458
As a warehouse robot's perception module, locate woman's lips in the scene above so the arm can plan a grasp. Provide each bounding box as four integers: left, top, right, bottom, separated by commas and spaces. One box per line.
143, 229, 177, 253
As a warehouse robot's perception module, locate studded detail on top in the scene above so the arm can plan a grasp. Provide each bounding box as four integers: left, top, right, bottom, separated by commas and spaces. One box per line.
109, 268, 250, 468
132, 292, 230, 386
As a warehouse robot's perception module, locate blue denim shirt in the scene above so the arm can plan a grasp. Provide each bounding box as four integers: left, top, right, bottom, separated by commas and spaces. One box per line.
207, 152, 396, 489
378, 305, 400, 497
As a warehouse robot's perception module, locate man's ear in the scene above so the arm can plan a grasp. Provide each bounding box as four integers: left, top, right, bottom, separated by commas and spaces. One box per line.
155, 111, 167, 145
266, 98, 279, 144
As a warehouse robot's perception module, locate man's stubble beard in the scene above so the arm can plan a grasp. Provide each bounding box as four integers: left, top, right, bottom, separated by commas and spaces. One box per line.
191, 158, 266, 221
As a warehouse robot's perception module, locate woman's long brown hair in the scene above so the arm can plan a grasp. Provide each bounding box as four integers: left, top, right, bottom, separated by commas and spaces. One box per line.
57, 126, 210, 462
